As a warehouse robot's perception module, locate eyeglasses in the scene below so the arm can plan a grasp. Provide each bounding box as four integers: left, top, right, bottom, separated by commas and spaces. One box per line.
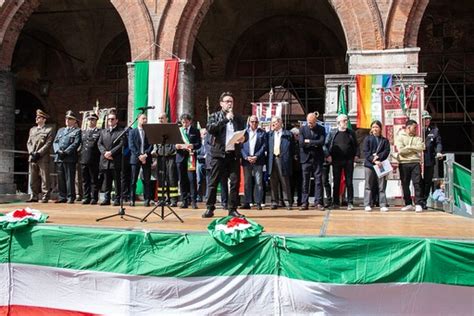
250, 121, 258, 123
107, 118, 116, 121
222, 100, 233, 103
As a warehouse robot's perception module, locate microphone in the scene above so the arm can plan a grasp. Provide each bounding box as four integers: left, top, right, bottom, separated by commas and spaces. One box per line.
137, 106, 155, 111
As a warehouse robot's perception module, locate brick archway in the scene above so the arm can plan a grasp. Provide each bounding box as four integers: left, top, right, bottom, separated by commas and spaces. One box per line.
0, 0, 154, 71
161, 0, 385, 62
385, 0, 430, 48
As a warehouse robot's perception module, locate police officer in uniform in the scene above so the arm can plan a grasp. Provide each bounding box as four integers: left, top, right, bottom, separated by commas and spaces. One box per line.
80, 113, 101, 205
27, 109, 55, 203
421, 110, 443, 209
53, 110, 82, 203
154, 113, 179, 206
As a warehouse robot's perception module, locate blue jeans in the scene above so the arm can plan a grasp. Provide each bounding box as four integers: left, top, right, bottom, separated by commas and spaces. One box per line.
243, 164, 264, 205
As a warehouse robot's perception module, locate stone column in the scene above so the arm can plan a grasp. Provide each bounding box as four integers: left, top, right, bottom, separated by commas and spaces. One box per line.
178, 60, 195, 117
126, 62, 135, 124
0, 71, 16, 194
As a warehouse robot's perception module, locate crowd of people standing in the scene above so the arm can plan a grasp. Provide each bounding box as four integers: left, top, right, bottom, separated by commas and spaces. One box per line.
26, 92, 443, 218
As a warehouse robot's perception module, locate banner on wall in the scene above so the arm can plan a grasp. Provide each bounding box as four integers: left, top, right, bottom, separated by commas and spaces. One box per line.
356, 74, 392, 129
251, 102, 287, 130
134, 59, 179, 124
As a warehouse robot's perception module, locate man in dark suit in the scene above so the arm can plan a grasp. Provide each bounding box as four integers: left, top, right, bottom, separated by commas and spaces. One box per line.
176, 113, 201, 209
53, 111, 82, 203
241, 115, 266, 210
129, 113, 153, 207
267, 116, 293, 210
196, 128, 208, 202
202, 91, 246, 218
421, 110, 443, 209
299, 112, 326, 210
98, 111, 124, 206
80, 113, 101, 205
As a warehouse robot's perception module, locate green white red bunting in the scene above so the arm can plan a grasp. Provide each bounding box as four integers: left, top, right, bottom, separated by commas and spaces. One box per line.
0, 225, 473, 314
207, 216, 264, 246
0, 207, 48, 231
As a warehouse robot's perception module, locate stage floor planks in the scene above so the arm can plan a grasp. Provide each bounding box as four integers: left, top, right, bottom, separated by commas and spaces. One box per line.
1, 202, 472, 239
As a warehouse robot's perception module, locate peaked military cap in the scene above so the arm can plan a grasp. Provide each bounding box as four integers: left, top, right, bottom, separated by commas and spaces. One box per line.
65, 110, 78, 121
36, 109, 49, 119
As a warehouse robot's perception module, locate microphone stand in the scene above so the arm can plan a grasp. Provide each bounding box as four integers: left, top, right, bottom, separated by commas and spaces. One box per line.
96, 110, 144, 222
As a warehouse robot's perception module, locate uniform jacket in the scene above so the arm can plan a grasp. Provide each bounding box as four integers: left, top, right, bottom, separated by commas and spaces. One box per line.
395, 130, 425, 164
80, 128, 101, 165
423, 125, 442, 166
128, 127, 153, 165
27, 125, 55, 163
298, 124, 326, 164
363, 135, 390, 169
98, 126, 124, 170
176, 125, 201, 163
53, 127, 81, 163
241, 127, 267, 166
206, 110, 246, 159
267, 129, 293, 177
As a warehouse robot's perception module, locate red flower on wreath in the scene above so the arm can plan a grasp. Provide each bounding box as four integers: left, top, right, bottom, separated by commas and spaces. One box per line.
12, 209, 34, 218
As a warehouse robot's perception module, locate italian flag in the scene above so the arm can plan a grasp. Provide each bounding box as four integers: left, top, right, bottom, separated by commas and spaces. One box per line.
134, 59, 179, 124
1, 226, 473, 315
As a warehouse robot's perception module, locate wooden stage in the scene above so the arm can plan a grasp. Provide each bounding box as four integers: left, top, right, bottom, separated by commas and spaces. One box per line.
1, 201, 473, 239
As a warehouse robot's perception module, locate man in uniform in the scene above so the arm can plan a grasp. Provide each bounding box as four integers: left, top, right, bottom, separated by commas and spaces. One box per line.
53, 110, 82, 203
26, 109, 55, 203
421, 110, 443, 209
155, 113, 179, 206
80, 113, 101, 205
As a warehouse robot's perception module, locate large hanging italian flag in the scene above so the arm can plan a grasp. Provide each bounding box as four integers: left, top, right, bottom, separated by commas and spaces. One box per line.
1, 225, 473, 315
134, 59, 179, 123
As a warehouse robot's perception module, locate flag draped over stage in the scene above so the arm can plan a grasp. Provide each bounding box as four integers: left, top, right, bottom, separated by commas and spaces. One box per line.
356, 74, 392, 128
134, 59, 179, 123
1, 226, 473, 315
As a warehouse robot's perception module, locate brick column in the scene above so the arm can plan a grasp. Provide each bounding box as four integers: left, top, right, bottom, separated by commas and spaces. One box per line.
178, 60, 195, 117
0, 71, 16, 194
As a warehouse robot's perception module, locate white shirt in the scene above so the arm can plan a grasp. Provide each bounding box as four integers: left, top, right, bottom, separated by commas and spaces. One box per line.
138, 128, 145, 153
274, 129, 282, 156
248, 129, 257, 156
225, 121, 235, 151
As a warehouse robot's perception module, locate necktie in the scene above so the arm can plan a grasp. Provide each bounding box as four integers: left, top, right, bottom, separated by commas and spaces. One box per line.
274, 131, 280, 156
140, 129, 145, 154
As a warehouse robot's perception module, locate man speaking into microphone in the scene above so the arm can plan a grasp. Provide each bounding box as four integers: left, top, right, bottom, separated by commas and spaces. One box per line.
202, 92, 246, 218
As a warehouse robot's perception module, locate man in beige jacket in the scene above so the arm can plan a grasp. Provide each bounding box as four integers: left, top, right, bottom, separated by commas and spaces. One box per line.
395, 119, 425, 212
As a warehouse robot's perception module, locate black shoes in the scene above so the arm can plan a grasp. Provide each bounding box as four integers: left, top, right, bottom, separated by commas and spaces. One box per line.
100, 200, 111, 206
270, 205, 278, 210
113, 200, 120, 206
192, 202, 198, 209
229, 210, 244, 217
55, 199, 67, 204
316, 204, 325, 211
240, 204, 251, 210
39, 199, 48, 203
202, 208, 215, 218
180, 202, 189, 209
90, 199, 98, 205
129, 201, 135, 207
144, 200, 150, 207
82, 199, 91, 205
67, 199, 74, 204
256, 204, 263, 210
300, 204, 309, 210
26, 198, 38, 203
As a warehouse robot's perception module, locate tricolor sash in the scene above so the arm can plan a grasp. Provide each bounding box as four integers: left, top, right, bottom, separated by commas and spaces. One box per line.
179, 127, 196, 171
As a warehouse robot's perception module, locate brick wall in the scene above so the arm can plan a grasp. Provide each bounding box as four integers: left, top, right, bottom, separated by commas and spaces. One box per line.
0, 71, 16, 193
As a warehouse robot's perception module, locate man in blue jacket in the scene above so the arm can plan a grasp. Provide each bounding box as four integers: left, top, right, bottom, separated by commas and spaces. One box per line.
241, 115, 267, 210
53, 111, 82, 203
128, 113, 153, 207
299, 112, 326, 210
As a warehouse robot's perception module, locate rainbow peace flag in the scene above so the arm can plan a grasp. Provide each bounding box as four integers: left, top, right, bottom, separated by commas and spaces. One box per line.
356, 74, 392, 128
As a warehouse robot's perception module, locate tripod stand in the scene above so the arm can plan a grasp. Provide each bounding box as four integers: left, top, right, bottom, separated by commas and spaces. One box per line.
96, 113, 143, 222
141, 123, 183, 223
